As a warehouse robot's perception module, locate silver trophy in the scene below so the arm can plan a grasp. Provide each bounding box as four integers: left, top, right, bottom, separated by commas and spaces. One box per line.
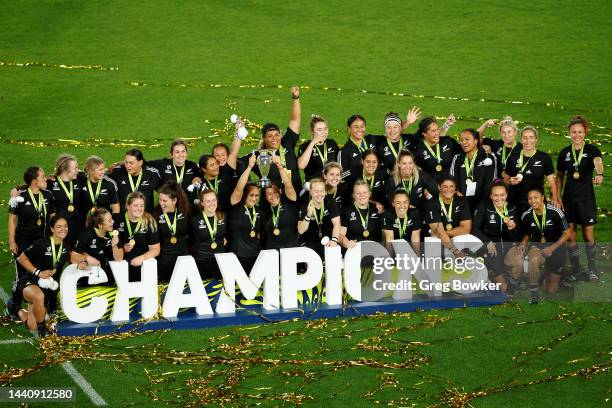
256, 149, 274, 188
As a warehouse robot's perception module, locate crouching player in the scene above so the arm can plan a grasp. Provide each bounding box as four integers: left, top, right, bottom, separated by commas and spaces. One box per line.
510, 187, 571, 304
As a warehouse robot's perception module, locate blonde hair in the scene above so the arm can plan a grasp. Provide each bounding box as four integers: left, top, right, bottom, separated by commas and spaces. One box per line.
499, 116, 518, 133
126, 192, 158, 232
84, 155, 105, 176
55, 154, 77, 176
199, 189, 224, 221
392, 150, 420, 186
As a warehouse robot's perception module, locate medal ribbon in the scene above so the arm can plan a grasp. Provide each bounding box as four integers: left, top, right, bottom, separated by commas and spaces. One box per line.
464, 151, 478, 179
424, 141, 441, 164
271, 204, 282, 228
532, 205, 547, 240
50, 237, 63, 269
245, 205, 258, 231
125, 212, 142, 240
439, 196, 454, 224
401, 177, 413, 195
353, 202, 370, 231
362, 170, 375, 191
312, 202, 325, 226
493, 204, 508, 229
397, 216, 408, 238
351, 137, 367, 153
205, 176, 219, 193
501, 143, 517, 168
163, 210, 177, 236
386, 139, 399, 159
518, 150, 534, 173
28, 188, 46, 220
203, 213, 218, 241
571, 144, 584, 170
314, 142, 328, 165
278, 146, 287, 167
128, 172, 143, 192
57, 178, 74, 205
173, 163, 185, 184
87, 178, 102, 206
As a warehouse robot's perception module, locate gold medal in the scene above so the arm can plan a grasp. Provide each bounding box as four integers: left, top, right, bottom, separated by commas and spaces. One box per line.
170, 236, 177, 244
436, 164, 443, 172
540, 237, 546, 243
273, 228, 280, 236
129, 239, 135, 247
250, 230, 256, 238
52, 268, 56, 274
503, 217, 509, 223
67, 204, 74, 212
362, 230, 370, 238
37, 219, 42, 226
318, 232, 323, 238
446, 224, 452, 231
573, 171, 580, 180
210, 242, 218, 250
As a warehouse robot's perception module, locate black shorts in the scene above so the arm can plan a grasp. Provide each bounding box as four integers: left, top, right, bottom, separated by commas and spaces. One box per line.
16, 273, 39, 295
539, 245, 565, 275
483, 242, 515, 277
563, 199, 597, 226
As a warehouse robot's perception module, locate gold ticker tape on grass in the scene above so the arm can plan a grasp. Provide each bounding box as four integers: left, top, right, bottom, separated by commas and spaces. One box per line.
128, 81, 612, 114
0, 305, 610, 407
0, 61, 118, 71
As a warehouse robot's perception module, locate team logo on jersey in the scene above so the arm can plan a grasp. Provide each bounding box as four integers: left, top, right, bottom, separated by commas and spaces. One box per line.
533, 161, 542, 167
352, 153, 358, 157
350, 212, 356, 221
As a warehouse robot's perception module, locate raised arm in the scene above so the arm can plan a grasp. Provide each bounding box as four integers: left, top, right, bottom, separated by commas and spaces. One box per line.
288, 86, 301, 134
230, 154, 256, 205
402, 106, 422, 132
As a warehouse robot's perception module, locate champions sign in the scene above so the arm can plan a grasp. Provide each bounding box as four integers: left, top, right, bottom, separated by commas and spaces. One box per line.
57, 236, 506, 336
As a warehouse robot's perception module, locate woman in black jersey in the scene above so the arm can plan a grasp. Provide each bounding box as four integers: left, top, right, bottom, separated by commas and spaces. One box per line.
229, 154, 263, 271
555, 116, 604, 281
450, 128, 497, 211
148, 140, 201, 193
261, 157, 298, 250
71, 208, 123, 285
109, 149, 161, 213
413, 116, 461, 179
511, 187, 571, 303
425, 176, 472, 258
479, 116, 521, 178
48, 154, 82, 245
156, 181, 190, 282
6, 167, 56, 318
191, 154, 235, 212
190, 189, 228, 280
339, 180, 382, 248
382, 190, 421, 254
79, 155, 119, 225
321, 161, 347, 210
298, 178, 341, 257
337, 115, 379, 180
16, 215, 69, 337
504, 126, 560, 214
347, 149, 387, 213
117, 192, 160, 281
237, 87, 302, 191
375, 109, 421, 172
471, 181, 520, 292
297, 115, 339, 181
385, 150, 437, 212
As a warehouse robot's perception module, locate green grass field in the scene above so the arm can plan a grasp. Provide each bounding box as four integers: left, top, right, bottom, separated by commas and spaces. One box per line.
0, 1, 610, 406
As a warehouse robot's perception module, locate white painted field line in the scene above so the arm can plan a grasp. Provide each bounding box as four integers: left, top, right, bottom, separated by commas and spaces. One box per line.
0, 287, 9, 302
1, 285, 107, 406
0, 338, 31, 345
61, 362, 107, 406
